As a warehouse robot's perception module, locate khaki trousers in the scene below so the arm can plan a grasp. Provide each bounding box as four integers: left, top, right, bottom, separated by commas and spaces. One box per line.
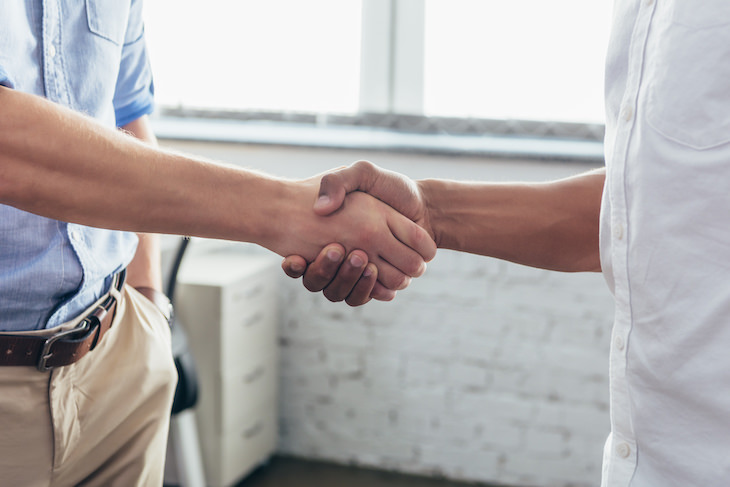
0, 286, 178, 487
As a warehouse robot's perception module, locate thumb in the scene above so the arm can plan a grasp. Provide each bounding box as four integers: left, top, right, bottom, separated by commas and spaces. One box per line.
313, 161, 378, 216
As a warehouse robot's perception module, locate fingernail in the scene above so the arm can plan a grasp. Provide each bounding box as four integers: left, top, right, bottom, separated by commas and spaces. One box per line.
314, 195, 331, 210
363, 267, 373, 278
350, 254, 364, 268
326, 249, 343, 262
289, 262, 305, 273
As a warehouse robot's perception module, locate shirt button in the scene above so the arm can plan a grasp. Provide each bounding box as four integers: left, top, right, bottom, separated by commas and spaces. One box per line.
622, 105, 634, 122
48, 44, 57, 59
616, 442, 631, 459
613, 222, 624, 240
70, 230, 82, 242
614, 336, 625, 351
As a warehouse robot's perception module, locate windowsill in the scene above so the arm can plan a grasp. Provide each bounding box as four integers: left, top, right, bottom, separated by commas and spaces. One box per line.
150, 116, 604, 163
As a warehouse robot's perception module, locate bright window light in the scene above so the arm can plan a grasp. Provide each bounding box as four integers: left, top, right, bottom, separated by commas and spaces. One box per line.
144, 1, 612, 125
143, 0, 362, 114
424, 0, 612, 123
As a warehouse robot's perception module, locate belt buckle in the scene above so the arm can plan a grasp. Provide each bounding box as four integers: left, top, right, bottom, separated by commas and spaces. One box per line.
36, 318, 93, 372
36, 269, 124, 372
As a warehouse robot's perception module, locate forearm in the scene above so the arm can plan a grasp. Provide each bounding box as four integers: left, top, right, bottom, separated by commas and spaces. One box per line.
121, 117, 162, 291
0, 88, 433, 286
420, 168, 605, 272
0, 87, 286, 247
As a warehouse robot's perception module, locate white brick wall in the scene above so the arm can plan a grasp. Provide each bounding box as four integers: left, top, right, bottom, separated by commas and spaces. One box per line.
162, 140, 614, 487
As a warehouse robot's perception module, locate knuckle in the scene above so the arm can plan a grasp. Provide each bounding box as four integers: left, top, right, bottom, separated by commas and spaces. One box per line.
381, 271, 409, 291
352, 160, 377, 184
408, 259, 426, 278
353, 160, 373, 171
319, 172, 334, 186
413, 226, 437, 261
396, 274, 411, 290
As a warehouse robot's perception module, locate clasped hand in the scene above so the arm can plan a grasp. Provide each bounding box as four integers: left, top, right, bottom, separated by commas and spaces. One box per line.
282, 161, 434, 306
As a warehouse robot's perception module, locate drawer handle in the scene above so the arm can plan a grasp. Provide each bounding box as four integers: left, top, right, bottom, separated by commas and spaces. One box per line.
243, 420, 264, 439
243, 365, 265, 384
232, 285, 265, 302
241, 311, 264, 328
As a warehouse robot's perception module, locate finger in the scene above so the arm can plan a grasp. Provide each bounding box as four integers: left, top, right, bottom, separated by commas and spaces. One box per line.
374, 224, 430, 280
370, 256, 412, 291
281, 255, 308, 278
313, 160, 379, 216
301, 244, 346, 292
322, 250, 370, 302
344, 263, 378, 306
388, 213, 437, 265
369, 281, 396, 302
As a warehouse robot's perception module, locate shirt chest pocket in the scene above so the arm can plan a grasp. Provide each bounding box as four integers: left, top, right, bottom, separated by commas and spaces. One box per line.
644, 1, 730, 150
86, 0, 131, 45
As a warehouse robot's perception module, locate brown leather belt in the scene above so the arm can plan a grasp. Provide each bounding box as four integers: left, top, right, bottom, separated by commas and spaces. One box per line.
0, 270, 126, 371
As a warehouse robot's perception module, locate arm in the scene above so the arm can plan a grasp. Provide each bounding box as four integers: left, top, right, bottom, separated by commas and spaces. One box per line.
120, 115, 162, 291
0, 88, 436, 289
313, 161, 603, 271
419, 170, 604, 272
283, 161, 604, 303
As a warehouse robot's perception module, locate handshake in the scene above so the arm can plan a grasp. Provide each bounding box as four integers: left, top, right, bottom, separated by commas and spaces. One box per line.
265, 160, 605, 304
274, 161, 438, 307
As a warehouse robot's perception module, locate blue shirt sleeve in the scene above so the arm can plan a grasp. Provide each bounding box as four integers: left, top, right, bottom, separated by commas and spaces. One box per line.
0, 64, 15, 88
113, 0, 154, 127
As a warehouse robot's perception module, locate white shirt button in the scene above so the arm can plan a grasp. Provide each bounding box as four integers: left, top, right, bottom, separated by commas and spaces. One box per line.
616, 442, 631, 458
70, 230, 82, 242
622, 105, 634, 122
614, 336, 625, 351
613, 222, 624, 240
48, 44, 57, 59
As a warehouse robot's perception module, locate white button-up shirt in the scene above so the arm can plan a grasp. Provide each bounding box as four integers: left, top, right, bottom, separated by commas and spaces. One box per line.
600, 0, 730, 485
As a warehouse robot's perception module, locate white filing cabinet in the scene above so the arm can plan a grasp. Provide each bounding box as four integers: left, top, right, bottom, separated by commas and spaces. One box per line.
175, 251, 279, 487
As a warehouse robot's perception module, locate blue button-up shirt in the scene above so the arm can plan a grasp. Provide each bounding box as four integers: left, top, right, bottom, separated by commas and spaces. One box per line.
0, 0, 154, 331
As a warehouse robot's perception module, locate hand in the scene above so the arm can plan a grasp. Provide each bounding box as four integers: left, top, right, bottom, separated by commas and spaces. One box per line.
282, 244, 396, 306
271, 177, 435, 292
282, 161, 434, 304
314, 160, 433, 236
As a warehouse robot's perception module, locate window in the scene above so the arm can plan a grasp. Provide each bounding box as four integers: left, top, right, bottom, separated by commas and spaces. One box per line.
424, 0, 612, 123
144, 0, 612, 125
144, 0, 362, 114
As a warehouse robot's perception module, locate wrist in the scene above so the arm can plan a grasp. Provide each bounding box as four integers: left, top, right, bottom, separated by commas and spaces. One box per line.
257, 178, 319, 258
134, 286, 173, 324
416, 179, 441, 247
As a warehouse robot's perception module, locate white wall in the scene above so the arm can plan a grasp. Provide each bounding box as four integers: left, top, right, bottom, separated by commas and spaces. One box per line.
161, 139, 614, 487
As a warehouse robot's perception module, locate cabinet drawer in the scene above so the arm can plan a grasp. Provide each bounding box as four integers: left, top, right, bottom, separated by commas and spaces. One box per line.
219, 351, 278, 432
220, 297, 277, 370
222, 271, 277, 313
218, 412, 278, 486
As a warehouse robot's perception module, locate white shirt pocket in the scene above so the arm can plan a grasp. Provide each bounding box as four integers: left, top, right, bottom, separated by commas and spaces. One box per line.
644, 1, 730, 150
